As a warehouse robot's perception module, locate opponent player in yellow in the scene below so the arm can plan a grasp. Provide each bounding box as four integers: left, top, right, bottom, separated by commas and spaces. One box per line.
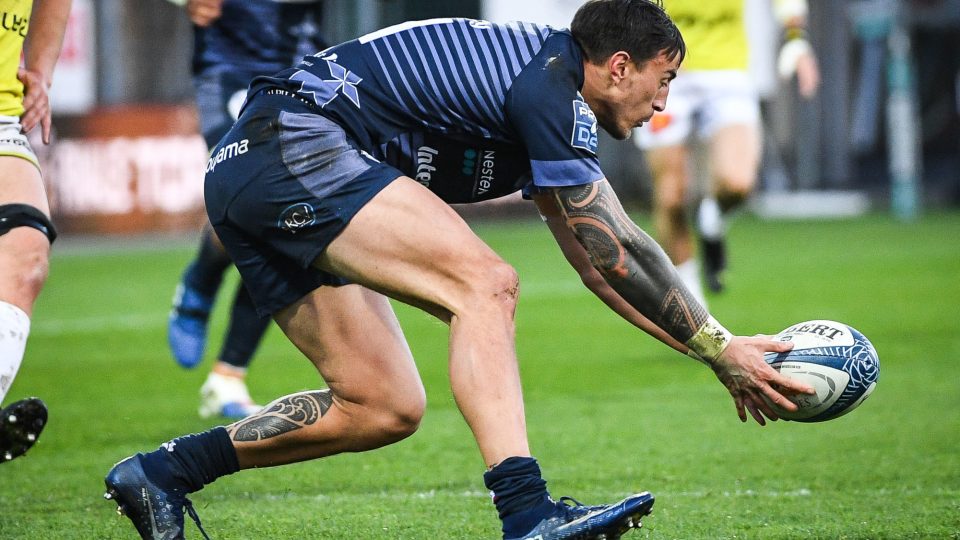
634, 0, 819, 301
0, 0, 72, 463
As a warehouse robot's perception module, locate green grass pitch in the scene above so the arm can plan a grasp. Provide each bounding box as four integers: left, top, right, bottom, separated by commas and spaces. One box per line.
1, 211, 958, 539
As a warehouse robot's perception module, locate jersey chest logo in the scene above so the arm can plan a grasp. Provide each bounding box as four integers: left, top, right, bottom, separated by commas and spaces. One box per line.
570, 99, 598, 154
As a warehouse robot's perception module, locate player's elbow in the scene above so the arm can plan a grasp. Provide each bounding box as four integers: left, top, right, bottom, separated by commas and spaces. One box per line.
578, 265, 608, 292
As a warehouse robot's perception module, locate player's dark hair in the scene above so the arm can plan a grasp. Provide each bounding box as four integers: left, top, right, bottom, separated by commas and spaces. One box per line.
570, 0, 685, 67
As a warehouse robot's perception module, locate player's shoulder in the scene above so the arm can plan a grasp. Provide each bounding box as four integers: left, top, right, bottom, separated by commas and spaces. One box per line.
514, 30, 583, 87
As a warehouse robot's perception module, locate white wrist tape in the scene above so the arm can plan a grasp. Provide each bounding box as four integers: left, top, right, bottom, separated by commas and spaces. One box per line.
778, 38, 813, 79
685, 316, 733, 364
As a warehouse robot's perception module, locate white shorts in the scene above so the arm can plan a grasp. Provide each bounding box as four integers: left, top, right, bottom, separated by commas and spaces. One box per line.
0, 115, 39, 168
633, 71, 760, 149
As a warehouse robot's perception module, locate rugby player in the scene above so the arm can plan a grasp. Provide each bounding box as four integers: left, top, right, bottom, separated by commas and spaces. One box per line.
634, 0, 819, 300
166, 0, 327, 419
0, 0, 71, 464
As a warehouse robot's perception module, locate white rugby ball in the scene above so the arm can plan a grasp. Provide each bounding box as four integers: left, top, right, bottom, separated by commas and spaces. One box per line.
763, 320, 880, 422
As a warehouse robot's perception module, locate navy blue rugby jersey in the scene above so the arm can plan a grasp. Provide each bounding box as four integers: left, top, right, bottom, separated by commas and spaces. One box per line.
193, 0, 326, 76
249, 18, 604, 203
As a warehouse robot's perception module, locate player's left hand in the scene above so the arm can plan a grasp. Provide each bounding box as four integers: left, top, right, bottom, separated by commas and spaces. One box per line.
16, 67, 52, 144
710, 335, 814, 426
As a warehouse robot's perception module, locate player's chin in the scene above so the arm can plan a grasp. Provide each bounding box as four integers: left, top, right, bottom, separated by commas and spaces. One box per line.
607, 125, 633, 141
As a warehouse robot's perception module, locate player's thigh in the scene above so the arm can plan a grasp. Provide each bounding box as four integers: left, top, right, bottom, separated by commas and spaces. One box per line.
707, 122, 760, 193
318, 176, 513, 318
0, 155, 49, 212
0, 156, 51, 312
698, 72, 761, 192
274, 283, 424, 409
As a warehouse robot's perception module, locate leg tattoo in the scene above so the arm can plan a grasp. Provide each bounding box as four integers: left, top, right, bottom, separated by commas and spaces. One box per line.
228, 390, 333, 442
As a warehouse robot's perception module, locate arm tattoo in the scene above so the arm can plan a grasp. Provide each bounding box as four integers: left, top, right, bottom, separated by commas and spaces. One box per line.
552, 182, 708, 343
228, 389, 333, 442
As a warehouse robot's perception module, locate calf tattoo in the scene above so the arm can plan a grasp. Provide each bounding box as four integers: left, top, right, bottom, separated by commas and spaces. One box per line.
551, 182, 707, 343
228, 390, 333, 442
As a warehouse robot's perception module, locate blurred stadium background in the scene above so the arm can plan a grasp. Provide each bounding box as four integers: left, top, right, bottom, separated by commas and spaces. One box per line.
42, 0, 960, 234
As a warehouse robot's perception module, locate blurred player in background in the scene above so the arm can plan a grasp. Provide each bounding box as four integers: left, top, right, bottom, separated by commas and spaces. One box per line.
0, 0, 71, 463
166, 0, 326, 419
633, 0, 819, 303
103, 2, 813, 539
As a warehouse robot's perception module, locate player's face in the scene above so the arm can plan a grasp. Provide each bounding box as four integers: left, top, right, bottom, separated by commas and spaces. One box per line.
598, 50, 679, 140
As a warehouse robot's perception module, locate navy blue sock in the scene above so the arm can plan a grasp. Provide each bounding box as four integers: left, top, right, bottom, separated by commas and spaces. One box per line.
218, 284, 270, 369
483, 457, 557, 538
141, 427, 240, 493
183, 230, 231, 299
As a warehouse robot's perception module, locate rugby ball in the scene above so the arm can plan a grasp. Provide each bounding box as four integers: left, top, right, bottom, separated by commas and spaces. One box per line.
763, 320, 879, 422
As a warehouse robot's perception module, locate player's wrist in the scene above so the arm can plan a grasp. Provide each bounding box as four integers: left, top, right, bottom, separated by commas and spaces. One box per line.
685, 316, 733, 365
783, 26, 809, 43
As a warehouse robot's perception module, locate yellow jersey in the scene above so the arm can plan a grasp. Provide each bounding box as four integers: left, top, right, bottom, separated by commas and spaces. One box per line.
665, 0, 748, 71
0, 0, 31, 116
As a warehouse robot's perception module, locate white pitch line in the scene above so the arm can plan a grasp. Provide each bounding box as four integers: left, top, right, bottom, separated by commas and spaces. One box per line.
216, 488, 820, 504
31, 312, 164, 336
30, 280, 589, 337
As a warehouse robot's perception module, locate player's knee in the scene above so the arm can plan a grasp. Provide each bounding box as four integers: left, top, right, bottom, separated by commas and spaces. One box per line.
656, 187, 687, 219
715, 174, 755, 210
471, 260, 520, 314
372, 397, 425, 443
657, 196, 687, 230
0, 230, 50, 305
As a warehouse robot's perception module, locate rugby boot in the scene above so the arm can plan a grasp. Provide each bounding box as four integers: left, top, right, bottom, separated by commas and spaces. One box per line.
103, 454, 210, 540
0, 397, 47, 463
198, 372, 262, 419
696, 198, 727, 294
701, 237, 727, 293
168, 281, 214, 369
507, 492, 655, 540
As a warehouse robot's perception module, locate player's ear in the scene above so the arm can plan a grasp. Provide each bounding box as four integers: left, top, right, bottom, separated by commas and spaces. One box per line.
606, 51, 631, 84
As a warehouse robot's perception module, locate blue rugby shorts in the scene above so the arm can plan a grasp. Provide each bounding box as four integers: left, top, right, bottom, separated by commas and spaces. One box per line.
204, 91, 403, 316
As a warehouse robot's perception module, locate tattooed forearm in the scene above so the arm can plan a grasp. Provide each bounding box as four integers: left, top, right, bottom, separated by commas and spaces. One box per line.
551, 181, 708, 343
228, 389, 333, 442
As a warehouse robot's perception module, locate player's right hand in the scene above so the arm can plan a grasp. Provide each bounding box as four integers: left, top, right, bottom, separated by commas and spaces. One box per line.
710, 336, 814, 426
17, 67, 51, 144
187, 0, 223, 27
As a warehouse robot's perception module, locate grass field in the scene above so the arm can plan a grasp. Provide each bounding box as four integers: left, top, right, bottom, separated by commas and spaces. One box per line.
1, 211, 959, 539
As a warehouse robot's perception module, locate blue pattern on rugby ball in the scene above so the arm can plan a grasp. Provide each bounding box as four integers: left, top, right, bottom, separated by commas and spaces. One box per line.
764, 320, 879, 422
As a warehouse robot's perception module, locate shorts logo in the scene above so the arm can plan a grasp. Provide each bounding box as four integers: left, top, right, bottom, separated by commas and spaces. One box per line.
278, 203, 317, 234
206, 139, 249, 173
571, 99, 598, 154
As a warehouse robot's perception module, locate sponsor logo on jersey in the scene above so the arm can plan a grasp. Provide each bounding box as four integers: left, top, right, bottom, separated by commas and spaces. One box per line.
461, 148, 497, 198
1, 13, 29, 38
415, 146, 439, 187
570, 99, 598, 154
206, 139, 249, 173
278, 202, 317, 234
